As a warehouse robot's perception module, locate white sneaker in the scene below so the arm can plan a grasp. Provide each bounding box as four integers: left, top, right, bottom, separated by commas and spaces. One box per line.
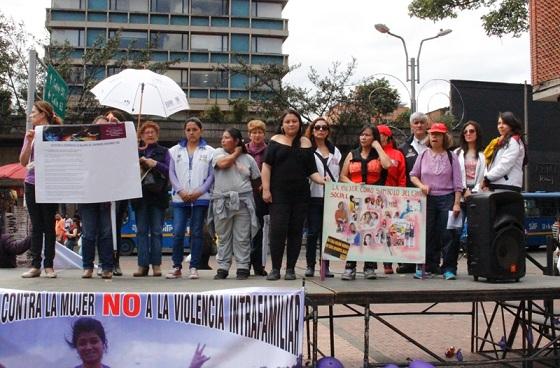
341, 268, 356, 281
189, 267, 199, 279
364, 268, 377, 280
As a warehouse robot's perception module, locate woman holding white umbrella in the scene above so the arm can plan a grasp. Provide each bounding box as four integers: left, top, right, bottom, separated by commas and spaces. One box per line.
167, 117, 214, 279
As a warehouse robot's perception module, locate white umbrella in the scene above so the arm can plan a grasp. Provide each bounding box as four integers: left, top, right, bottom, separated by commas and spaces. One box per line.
90, 68, 190, 125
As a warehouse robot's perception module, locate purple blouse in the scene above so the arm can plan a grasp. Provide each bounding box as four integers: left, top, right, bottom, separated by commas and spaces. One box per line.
409, 149, 463, 196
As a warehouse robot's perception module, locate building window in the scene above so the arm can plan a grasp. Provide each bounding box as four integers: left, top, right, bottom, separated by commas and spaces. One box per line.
51, 29, 85, 47
110, 31, 148, 48
251, 2, 281, 18
165, 69, 188, 87
251, 37, 282, 53
150, 32, 187, 50
191, 34, 228, 52
107, 66, 123, 76
53, 0, 85, 9
150, 0, 185, 13
109, 0, 149, 12
68, 66, 84, 83
190, 70, 227, 88
191, 0, 229, 16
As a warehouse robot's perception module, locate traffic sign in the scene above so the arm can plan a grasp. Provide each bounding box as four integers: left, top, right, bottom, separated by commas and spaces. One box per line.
44, 65, 68, 119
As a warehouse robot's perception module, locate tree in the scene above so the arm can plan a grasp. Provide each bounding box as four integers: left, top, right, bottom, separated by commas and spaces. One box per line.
46, 31, 178, 123
0, 12, 43, 114
203, 103, 225, 124
228, 98, 249, 123
408, 0, 529, 37
352, 78, 401, 122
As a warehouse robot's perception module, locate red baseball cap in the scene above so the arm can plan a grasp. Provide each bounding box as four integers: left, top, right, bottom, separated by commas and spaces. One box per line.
377, 125, 392, 137
428, 123, 448, 134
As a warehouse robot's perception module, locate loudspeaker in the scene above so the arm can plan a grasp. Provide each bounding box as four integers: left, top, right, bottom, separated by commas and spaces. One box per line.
466, 190, 526, 282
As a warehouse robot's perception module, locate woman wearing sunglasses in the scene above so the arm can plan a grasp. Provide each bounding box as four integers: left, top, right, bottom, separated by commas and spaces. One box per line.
454, 121, 486, 197
304, 117, 341, 277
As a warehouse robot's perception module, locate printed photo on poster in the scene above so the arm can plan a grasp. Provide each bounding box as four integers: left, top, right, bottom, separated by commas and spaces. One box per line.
322, 181, 426, 264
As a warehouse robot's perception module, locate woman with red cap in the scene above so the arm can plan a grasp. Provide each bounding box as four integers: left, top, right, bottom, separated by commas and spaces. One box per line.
409, 123, 462, 280
377, 124, 406, 274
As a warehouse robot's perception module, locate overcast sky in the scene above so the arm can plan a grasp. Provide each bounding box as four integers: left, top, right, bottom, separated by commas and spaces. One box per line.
2, 0, 531, 112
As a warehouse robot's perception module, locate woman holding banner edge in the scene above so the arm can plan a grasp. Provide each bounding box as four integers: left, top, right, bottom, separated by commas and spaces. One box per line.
339, 125, 392, 281
20, 101, 62, 279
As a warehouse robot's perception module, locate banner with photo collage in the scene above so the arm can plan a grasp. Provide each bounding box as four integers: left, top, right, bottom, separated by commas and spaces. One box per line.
0, 288, 304, 368
322, 181, 426, 263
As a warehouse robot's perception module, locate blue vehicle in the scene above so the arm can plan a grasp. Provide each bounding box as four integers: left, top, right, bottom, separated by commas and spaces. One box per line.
522, 192, 560, 249
120, 203, 189, 256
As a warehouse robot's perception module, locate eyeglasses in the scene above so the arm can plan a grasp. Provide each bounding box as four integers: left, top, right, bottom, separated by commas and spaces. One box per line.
463, 129, 476, 134
314, 125, 329, 131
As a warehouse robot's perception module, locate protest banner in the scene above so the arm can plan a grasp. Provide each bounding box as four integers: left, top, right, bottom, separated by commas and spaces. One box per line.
0, 287, 304, 367
322, 181, 426, 264
33, 122, 142, 203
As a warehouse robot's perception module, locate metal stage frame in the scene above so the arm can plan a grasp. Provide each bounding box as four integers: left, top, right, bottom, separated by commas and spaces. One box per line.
304, 274, 560, 368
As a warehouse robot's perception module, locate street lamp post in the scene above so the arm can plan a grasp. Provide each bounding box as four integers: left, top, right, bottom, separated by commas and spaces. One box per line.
375, 24, 452, 113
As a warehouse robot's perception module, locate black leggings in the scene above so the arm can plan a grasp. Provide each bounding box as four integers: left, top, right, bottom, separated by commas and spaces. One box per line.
269, 202, 308, 271
25, 183, 57, 269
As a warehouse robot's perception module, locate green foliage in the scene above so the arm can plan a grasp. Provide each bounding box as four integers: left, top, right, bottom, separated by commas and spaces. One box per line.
353, 78, 401, 121
228, 98, 249, 123
0, 12, 42, 114
408, 0, 528, 37
0, 89, 12, 120
395, 109, 412, 128
436, 111, 458, 129
203, 103, 225, 124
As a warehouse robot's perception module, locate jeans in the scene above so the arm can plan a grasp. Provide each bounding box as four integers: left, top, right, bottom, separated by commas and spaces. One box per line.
426, 193, 459, 274
171, 204, 207, 269
306, 199, 324, 267
24, 183, 57, 269
250, 194, 268, 272
134, 201, 164, 267
269, 202, 308, 271
80, 203, 113, 271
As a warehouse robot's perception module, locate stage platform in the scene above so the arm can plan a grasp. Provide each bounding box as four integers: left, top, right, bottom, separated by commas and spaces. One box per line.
1, 268, 559, 367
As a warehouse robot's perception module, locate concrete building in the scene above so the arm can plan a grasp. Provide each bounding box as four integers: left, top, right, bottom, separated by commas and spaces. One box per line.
530, 0, 560, 102
46, 0, 289, 113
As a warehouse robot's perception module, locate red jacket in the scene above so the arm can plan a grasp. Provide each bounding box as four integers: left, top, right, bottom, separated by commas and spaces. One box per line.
383, 142, 406, 187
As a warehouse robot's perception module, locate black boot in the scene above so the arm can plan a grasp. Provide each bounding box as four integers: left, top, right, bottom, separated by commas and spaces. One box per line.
236, 268, 250, 280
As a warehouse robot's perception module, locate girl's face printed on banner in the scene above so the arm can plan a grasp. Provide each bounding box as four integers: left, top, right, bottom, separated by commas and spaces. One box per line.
76, 331, 104, 365
185, 121, 202, 144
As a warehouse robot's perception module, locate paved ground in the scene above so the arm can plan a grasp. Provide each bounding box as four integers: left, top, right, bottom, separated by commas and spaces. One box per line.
3, 248, 558, 367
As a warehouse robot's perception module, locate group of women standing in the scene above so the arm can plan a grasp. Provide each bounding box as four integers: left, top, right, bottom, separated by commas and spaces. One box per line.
19, 99, 527, 282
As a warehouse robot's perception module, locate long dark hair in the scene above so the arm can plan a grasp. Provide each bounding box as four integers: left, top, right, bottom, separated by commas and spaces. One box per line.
306, 117, 335, 153
224, 127, 247, 153
459, 120, 483, 154
498, 111, 528, 165
277, 109, 303, 148
358, 125, 381, 148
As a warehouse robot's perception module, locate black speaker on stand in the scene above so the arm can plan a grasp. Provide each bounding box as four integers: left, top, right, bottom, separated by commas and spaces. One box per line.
466, 190, 526, 282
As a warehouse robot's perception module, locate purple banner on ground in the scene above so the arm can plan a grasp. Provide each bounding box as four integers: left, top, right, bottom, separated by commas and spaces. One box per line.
0, 288, 304, 367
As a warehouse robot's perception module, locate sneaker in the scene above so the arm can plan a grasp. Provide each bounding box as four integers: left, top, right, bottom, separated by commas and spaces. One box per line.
97, 268, 103, 277
364, 268, 377, 280
341, 268, 356, 281
236, 269, 250, 280
284, 268, 296, 280
266, 269, 281, 281
384, 265, 394, 275
413, 270, 433, 279
305, 266, 314, 277
166, 267, 182, 279
189, 268, 199, 279
396, 264, 416, 274
214, 269, 228, 280
444, 271, 456, 280
324, 267, 334, 278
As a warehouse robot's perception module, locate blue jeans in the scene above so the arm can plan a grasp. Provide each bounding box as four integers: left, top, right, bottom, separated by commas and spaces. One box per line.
134, 201, 164, 267
171, 204, 207, 269
80, 203, 113, 271
426, 193, 459, 274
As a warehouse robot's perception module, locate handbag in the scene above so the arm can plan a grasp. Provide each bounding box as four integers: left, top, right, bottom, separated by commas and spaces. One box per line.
141, 167, 167, 193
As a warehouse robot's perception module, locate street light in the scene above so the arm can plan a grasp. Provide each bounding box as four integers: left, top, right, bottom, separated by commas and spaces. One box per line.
375, 24, 452, 113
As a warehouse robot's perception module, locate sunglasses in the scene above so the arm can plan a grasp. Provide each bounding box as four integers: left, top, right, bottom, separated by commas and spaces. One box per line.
463, 129, 476, 134
314, 125, 329, 131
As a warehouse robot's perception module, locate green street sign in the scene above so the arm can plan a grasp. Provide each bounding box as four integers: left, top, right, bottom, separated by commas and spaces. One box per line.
44, 65, 68, 119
